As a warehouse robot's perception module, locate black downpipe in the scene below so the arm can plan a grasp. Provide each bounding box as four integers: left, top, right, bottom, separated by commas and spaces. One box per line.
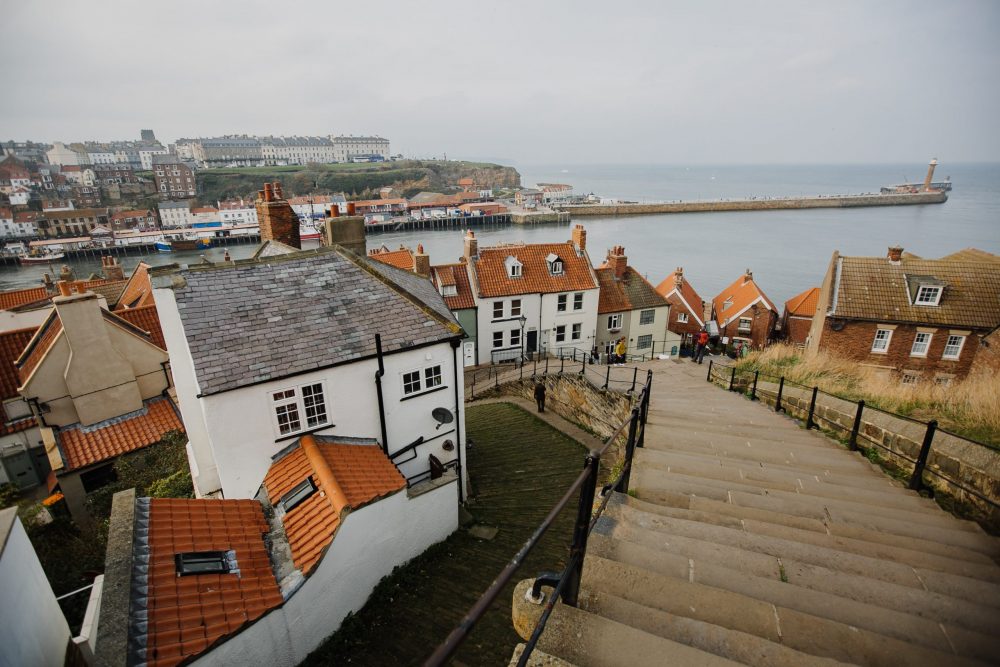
451, 338, 465, 503
375, 334, 389, 455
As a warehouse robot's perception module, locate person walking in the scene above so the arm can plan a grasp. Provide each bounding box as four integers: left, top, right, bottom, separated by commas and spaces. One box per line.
534, 381, 546, 413
695, 330, 710, 364
615, 338, 627, 365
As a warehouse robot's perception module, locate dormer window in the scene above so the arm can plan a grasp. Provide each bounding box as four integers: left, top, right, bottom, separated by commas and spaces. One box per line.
505, 255, 523, 278
722, 298, 733, 311
915, 285, 942, 306
546, 253, 564, 275
440, 284, 457, 297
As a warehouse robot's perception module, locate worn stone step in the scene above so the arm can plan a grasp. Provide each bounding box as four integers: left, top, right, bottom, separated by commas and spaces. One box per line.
508, 644, 576, 667
618, 490, 995, 567
646, 416, 842, 450
511, 580, 740, 667
579, 555, 990, 666
643, 435, 881, 473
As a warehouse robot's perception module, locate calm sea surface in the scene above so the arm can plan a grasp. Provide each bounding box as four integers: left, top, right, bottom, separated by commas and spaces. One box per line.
2, 163, 997, 306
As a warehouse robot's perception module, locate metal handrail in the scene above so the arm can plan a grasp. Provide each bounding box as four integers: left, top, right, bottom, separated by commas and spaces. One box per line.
424, 371, 652, 666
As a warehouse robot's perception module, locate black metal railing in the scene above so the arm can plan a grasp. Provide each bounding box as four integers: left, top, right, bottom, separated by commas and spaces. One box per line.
704, 360, 999, 510
424, 370, 653, 666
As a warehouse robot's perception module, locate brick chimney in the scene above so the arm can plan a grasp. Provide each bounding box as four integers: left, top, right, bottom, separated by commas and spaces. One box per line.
606, 245, 628, 279
255, 180, 300, 249
571, 224, 587, 254
463, 229, 478, 261
887, 245, 903, 263
102, 255, 125, 281
743, 268, 753, 285
674, 266, 684, 286
52, 283, 143, 425
414, 244, 430, 278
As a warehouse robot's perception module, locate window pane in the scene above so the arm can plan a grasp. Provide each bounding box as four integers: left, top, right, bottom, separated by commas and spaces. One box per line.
275, 403, 301, 434
638, 334, 652, 349
493, 331, 503, 348
424, 365, 442, 388
640, 309, 654, 325
943, 335, 964, 358
404, 371, 422, 394
571, 323, 581, 340
493, 301, 503, 318
557, 295, 567, 312
555, 325, 565, 342
910, 333, 931, 356
573, 293, 583, 310
511, 299, 521, 316
510, 329, 520, 346
302, 383, 327, 427
872, 329, 891, 351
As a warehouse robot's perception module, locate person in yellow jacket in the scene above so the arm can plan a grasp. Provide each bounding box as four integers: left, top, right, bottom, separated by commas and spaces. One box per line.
614, 338, 627, 364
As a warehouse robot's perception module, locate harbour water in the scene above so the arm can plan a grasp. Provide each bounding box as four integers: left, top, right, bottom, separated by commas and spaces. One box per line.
2, 163, 997, 306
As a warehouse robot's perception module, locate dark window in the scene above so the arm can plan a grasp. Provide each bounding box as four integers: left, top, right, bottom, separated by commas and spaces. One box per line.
638, 334, 652, 349
280, 477, 317, 512
639, 309, 655, 325
175, 551, 230, 576
557, 294, 567, 312
573, 293, 584, 310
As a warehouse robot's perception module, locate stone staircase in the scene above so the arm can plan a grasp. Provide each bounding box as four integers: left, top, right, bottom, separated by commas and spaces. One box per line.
510, 359, 1000, 666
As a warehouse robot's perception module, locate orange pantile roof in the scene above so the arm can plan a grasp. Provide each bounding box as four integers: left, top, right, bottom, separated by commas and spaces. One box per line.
712, 272, 777, 326
117, 262, 155, 309
473, 242, 597, 298
656, 270, 705, 324
0, 286, 49, 311
367, 244, 415, 271
191, 207, 218, 214
432, 263, 476, 310
116, 304, 166, 349
57, 397, 183, 470
0, 327, 36, 400
263, 436, 405, 575
139, 497, 282, 667
785, 287, 820, 317
16, 312, 62, 385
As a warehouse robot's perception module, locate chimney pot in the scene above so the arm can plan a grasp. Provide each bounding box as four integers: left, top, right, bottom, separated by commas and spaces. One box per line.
347, 202, 356, 216
887, 245, 903, 262
273, 181, 283, 199
57, 280, 71, 297
329, 205, 340, 218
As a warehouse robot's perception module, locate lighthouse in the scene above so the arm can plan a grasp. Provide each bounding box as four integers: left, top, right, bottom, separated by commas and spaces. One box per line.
922, 158, 938, 191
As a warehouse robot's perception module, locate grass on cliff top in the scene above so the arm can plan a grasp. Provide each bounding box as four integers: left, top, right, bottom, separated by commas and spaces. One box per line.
200, 159, 505, 176
734, 343, 1000, 447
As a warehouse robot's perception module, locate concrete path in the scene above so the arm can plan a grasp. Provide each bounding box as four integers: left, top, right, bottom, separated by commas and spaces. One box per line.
511, 358, 1000, 666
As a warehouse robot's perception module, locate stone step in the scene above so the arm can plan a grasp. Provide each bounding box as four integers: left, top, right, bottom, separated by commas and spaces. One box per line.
646, 415, 841, 449
634, 448, 940, 513
618, 490, 995, 567
594, 509, 1000, 608
510, 580, 740, 667
508, 644, 576, 667
578, 555, 991, 666
643, 435, 884, 473
587, 531, 999, 639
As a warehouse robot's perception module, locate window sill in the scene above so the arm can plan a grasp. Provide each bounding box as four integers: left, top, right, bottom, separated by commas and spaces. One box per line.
400, 384, 449, 402
941, 356, 960, 362
274, 422, 334, 443
870, 349, 889, 355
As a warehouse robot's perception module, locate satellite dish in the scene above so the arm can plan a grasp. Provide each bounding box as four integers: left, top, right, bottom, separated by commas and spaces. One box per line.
432, 407, 454, 429
830, 318, 846, 331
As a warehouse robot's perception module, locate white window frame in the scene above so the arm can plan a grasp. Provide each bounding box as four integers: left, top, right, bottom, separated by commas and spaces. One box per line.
271, 381, 329, 437
910, 332, 932, 357
401, 363, 445, 398
571, 323, 582, 340
509, 262, 522, 278
511, 299, 521, 317
492, 331, 504, 348
573, 292, 584, 311
677, 312, 689, 323
607, 313, 622, 331
738, 317, 752, 332
942, 335, 965, 360
914, 285, 942, 306
492, 301, 504, 320
871, 328, 893, 353
550, 260, 564, 275
637, 334, 652, 349
557, 294, 567, 312
901, 372, 921, 385
639, 309, 655, 325
510, 328, 521, 347
555, 325, 566, 343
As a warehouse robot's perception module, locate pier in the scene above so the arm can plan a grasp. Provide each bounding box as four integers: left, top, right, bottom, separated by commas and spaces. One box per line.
558, 190, 947, 217
0, 233, 262, 266
366, 213, 513, 234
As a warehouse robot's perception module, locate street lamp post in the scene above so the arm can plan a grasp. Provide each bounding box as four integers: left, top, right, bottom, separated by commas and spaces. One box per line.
519, 314, 527, 363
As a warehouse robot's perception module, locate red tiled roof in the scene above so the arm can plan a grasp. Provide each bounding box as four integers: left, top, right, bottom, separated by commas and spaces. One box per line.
432, 263, 476, 310
263, 436, 405, 575
473, 242, 597, 298
14, 212, 40, 223
117, 262, 155, 309
655, 270, 705, 324
0, 417, 36, 436
116, 304, 166, 349
16, 312, 61, 385
0, 327, 36, 399
191, 207, 218, 214
142, 497, 283, 667
785, 287, 820, 317
712, 272, 777, 326
57, 397, 184, 470
367, 245, 415, 271
0, 286, 49, 311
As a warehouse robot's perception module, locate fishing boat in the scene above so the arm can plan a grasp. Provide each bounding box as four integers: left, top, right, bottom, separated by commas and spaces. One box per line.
19, 248, 65, 264
156, 236, 211, 252
155, 240, 173, 253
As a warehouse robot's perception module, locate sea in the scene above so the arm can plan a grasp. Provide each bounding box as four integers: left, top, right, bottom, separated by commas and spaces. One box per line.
2, 162, 998, 306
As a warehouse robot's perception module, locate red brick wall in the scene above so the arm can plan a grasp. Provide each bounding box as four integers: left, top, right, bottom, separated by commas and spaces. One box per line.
256, 198, 301, 249
720, 308, 776, 349
664, 292, 703, 339
970, 331, 1000, 375
818, 320, 980, 379
784, 315, 812, 345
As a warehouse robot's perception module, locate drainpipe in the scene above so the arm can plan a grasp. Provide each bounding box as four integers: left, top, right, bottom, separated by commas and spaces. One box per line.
450, 338, 464, 503
374, 333, 389, 455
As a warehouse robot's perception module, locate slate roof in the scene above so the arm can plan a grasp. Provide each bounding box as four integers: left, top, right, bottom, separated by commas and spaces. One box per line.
831, 254, 1000, 328
171, 247, 461, 396
130, 496, 282, 667
56, 397, 183, 470
595, 266, 668, 314
473, 242, 597, 298
263, 435, 405, 575
785, 287, 820, 317
432, 263, 477, 311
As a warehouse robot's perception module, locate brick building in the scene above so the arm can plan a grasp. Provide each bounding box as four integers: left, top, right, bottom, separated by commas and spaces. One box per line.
782, 287, 819, 346
152, 154, 196, 198
36, 208, 110, 238
109, 209, 156, 231
806, 247, 1000, 384
92, 164, 138, 185
711, 269, 778, 349
656, 267, 706, 344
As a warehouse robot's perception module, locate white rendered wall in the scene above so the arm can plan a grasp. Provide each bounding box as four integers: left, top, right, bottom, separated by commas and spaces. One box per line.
190, 480, 457, 667
541, 288, 599, 356
476, 293, 542, 365
0, 510, 71, 667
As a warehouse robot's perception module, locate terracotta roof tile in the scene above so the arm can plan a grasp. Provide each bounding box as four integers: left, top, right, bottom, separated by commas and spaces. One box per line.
367, 245, 415, 271
56, 397, 183, 470
138, 497, 282, 667
0, 286, 49, 311
655, 270, 705, 325
473, 242, 597, 298
831, 254, 1000, 328
263, 436, 404, 575
712, 272, 777, 326
785, 287, 820, 317
15, 312, 61, 385
115, 304, 166, 349
117, 262, 154, 309
0, 327, 36, 399
432, 263, 476, 311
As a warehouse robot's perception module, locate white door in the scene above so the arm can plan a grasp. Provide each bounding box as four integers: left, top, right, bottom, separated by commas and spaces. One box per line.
463, 341, 476, 367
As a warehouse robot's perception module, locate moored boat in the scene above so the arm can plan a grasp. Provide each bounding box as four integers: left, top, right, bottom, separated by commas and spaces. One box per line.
20, 250, 66, 264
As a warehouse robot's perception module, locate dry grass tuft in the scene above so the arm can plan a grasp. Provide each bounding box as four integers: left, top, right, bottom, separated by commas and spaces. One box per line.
735, 343, 1000, 447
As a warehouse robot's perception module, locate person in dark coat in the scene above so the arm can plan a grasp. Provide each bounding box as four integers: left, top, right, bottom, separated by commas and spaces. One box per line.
534, 381, 546, 412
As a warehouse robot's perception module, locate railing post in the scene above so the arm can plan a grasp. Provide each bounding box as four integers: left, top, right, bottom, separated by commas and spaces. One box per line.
495, 371, 499, 389
615, 407, 641, 494
580, 353, 586, 375
908, 420, 938, 492
604, 364, 610, 389
849, 400, 864, 451
806, 386, 819, 429
545, 356, 549, 375
728, 367, 737, 392
706, 359, 713, 382
534, 358, 537, 378
750, 370, 759, 400
637, 374, 651, 449
520, 361, 524, 381
564, 452, 600, 607
775, 376, 784, 412
560, 355, 565, 374
630, 367, 637, 394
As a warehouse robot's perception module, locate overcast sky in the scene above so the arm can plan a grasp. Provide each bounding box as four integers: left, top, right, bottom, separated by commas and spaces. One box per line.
4, 0, 998, 164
